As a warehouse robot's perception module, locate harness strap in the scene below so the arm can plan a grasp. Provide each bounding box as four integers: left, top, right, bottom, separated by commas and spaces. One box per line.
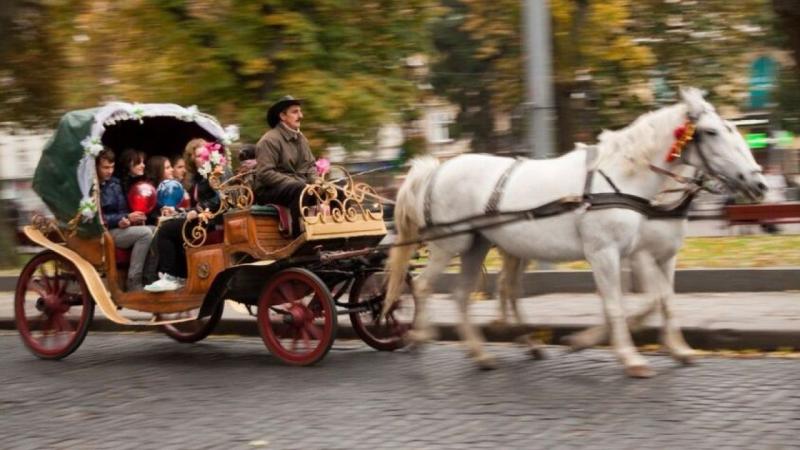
583, 145, 599, 196
586, 192, 695, 219
423, 164, 441, 228
597, 169, 621, 195
485, 157, 526, 215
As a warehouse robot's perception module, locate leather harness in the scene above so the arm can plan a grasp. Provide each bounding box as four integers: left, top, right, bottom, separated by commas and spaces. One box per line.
419, 143, 701, 241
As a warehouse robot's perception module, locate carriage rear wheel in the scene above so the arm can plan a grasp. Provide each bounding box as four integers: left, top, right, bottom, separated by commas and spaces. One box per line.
14, 251, 95, 359
257, 268, 337, 366
159, 301, 224, 343
348, 271, 415, 351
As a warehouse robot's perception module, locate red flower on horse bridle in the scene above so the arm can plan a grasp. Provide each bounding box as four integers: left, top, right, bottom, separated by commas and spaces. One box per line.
666, 121, 696, 162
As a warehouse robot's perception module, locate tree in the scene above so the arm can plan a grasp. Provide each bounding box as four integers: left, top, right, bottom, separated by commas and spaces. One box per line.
0, 0, 67, 127
2, 0, 440, 151
773, 0, 800, 70
431, 0, 776, 153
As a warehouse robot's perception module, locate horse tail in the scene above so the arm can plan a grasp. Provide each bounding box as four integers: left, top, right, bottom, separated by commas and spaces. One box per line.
384, 156, 440, 308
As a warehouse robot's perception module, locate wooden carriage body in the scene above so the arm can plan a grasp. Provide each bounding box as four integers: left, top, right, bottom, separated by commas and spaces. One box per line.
25, 177, 388, 322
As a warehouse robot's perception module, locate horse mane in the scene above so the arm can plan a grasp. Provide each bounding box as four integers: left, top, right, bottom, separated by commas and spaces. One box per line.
593, 103, 688, 173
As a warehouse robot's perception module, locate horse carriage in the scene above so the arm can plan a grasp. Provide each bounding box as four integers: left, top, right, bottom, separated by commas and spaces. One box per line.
15, 102, 415, 366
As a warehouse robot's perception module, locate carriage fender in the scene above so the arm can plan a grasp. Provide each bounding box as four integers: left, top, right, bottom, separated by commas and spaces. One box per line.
21, 225, 141, 325
198, 260, 285, 318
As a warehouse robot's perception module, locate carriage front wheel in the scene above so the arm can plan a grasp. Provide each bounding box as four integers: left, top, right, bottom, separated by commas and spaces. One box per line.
257, 268, 337, 366
348, 270, 415, 351
159, 301, 224, 343
14, 251, 95, 359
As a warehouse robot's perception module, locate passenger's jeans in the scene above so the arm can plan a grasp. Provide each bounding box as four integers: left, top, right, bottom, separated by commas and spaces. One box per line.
110, 225, 154, 291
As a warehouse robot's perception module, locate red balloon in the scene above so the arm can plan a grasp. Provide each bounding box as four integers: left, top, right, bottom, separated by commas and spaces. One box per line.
178, 192, 191, 210
127, 181, 157, 214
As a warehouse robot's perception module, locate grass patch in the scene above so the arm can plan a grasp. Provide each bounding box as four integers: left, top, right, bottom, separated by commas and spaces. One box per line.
417, 235, 800, 271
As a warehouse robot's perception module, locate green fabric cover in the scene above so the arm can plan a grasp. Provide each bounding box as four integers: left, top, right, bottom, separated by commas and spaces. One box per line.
32, 108, 104, 237
249, 205, 279, 216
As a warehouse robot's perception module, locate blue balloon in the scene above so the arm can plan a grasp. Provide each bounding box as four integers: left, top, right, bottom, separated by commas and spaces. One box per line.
157, 179, 186, 208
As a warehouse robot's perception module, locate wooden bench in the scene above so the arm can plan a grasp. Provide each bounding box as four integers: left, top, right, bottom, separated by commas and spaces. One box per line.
724, 202, 800, 226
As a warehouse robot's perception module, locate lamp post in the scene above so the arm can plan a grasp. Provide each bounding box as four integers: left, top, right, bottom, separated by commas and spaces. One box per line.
523, 0, 556, 159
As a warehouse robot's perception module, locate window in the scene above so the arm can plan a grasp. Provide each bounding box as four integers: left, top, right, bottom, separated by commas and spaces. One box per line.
427, 111, 454, 144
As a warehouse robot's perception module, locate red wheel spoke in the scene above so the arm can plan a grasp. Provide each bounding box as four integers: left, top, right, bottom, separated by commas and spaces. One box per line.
304, 322, 323, 341
29, 280, 48, 298
295, 284, 313, 302
277, 282, 299, 304
52, 262, 63, 295
38, 266, 53, 292
55, 314, 74, 333
299, 327, 312, 351
32, 313, 48, 332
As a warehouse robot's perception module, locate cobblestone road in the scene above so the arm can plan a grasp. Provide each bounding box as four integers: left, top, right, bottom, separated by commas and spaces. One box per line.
1, 332, 798, 450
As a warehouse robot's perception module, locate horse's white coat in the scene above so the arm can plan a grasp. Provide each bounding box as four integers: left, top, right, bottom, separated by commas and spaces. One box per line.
385, 88, 767, 376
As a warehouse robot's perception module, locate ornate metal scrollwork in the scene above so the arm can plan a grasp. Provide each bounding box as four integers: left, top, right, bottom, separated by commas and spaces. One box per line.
31, 214, 67, 242
299, 166, 385, 225
182, 171, 255, 248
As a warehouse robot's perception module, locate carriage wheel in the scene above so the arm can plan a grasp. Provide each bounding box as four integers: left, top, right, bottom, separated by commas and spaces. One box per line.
160, 301, 224, 343
257, 268, 337, 366
348, 271, 415, 351
14, 251, 95, 360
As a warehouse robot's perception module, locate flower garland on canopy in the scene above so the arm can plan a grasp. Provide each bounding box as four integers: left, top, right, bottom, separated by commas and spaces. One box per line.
75, 102, 239, 221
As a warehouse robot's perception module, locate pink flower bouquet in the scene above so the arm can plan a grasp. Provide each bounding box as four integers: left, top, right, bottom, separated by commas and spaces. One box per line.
197, 142, 227, 178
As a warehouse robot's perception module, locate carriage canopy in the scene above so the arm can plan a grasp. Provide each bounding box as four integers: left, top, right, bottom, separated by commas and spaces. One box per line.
32, 102, 238, 237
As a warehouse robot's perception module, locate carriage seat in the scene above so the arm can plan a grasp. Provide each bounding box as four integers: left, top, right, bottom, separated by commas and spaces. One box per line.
251, 204, 293, 238
113, 229, 225, 268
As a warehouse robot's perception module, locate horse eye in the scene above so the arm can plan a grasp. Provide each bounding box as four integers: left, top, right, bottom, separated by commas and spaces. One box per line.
703, 129, 718, 137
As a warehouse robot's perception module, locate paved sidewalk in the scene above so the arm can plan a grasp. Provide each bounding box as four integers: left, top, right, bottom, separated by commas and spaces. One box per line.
2, 290, 799, 350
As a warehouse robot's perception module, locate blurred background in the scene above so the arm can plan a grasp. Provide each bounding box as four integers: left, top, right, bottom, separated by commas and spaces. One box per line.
1, 0, 799, 268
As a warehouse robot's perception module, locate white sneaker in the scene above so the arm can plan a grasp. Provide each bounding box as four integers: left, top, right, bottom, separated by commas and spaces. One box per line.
144, 273, 183, 292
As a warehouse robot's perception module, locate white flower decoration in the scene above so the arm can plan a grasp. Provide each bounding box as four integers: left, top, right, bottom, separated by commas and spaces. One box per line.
198, 161, 212, 178
81, 137, 104, 156
131, 104, 145, 123
222, 125, 240, 145
181, 105, 199, 122
210, 150, 221, 165
78, 197, 97, 221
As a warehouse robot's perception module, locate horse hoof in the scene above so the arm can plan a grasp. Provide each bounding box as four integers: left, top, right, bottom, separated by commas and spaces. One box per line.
672, 351, 697, 366
529, 347, 547, 360
625, 365, 656, 379
475, 355, 498, 370
406, 329, 433, 345
560, 335, 589, 353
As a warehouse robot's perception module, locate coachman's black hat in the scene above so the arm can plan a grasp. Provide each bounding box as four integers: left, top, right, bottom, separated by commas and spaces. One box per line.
266, 95, 303, 128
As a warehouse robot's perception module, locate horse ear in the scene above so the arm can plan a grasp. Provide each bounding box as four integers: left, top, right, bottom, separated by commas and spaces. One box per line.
678, 86, 707, 117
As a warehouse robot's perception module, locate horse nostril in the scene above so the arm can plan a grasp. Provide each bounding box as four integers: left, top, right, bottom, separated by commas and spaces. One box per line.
757, 182, 767, 192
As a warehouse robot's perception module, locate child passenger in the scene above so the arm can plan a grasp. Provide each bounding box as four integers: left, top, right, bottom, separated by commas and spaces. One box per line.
144, 155, 176, 222
96, 148, 154, 291
144, 139, 224, 292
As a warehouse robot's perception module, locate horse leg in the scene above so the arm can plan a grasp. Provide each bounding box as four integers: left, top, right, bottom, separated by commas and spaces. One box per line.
562, 253, 658, 351
654, 255, 696, 365
562, 301, 657, 351
495, 251, 525, 325
585, 247, 654, 378
508, 258, 526, 325
406, 244, 453, 346
456, 237, 495, 369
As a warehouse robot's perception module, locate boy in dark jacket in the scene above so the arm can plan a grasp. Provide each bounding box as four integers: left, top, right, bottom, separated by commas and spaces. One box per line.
97, 148, 154, 291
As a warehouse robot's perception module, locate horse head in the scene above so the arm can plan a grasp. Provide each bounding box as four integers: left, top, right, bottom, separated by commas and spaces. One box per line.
679, 87, 767, 201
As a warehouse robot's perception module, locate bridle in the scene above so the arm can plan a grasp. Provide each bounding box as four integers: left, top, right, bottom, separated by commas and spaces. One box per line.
647, 110, 733, 198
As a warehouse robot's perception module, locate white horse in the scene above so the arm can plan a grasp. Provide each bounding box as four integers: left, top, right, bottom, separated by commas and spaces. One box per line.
495, 163, 706, 363
384, 88, 766, 377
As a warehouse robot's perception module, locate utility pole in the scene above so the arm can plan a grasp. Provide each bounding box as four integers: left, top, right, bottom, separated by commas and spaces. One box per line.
523, 0, 556, 159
